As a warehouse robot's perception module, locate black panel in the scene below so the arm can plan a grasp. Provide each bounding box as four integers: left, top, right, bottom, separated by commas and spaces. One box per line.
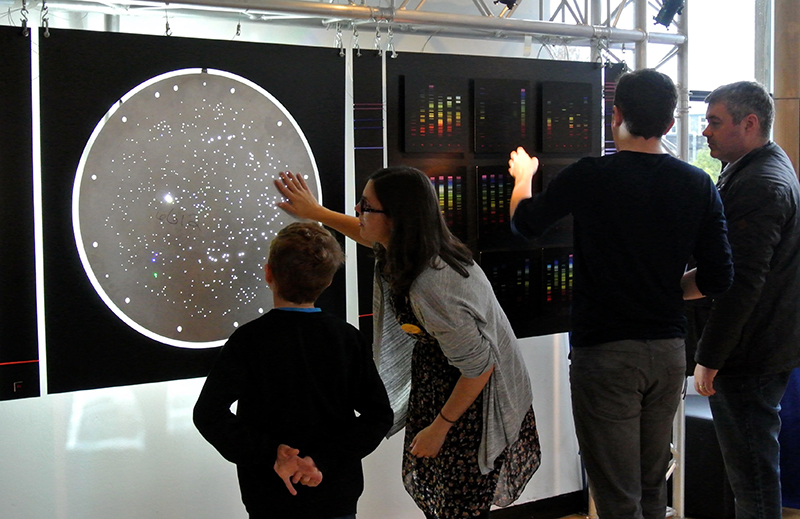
480, 249, 543, 338
385, 52, 601, 338
402, 75, 468, 153
480, 247, 572, 338
474, 78, 531, 154
541, 81, 593, 154
39, 28, 345, 393
476, 164, 531, 251
0, 26, 39, 400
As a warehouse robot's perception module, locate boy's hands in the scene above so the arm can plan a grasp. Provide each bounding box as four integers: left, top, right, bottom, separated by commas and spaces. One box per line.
274, 444, 323, 496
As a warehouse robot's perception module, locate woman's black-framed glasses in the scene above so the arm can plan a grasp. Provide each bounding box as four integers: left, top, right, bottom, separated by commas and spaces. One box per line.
357, 197, 387, 215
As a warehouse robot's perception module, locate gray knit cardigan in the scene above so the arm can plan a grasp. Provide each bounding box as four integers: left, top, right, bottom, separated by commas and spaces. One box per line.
372, 258, 534, 475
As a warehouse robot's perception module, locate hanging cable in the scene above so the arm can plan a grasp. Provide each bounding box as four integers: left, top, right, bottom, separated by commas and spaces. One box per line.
352, 25, 362, 57
20, 0, 29, 37
387, 25, 397, 58
374, 25, 382, 56
165, 7, 172, 36
335, 21, 344, 57
41, 0, 50, 38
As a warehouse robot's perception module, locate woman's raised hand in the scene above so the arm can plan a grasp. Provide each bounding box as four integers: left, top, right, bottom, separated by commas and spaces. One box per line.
274, 171, 323, 220
275, 171, 366, 245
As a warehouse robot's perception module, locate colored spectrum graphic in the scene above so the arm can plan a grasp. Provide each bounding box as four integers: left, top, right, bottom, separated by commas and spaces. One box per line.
480, 249, 542, 338
480, 248, 573, 338
544, 249, 574, 306
477, 164, 543, 250
404, 76, 467, 152
542, 81, 592, 153
483, 251, 537, 308
477, 165, 515, 248
479, 167, 510, 225
428, 167, 467, 241
540, 247, 573, 333
474, 78, 530, 154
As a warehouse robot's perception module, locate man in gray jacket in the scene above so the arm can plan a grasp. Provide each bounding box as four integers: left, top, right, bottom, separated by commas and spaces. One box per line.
693, 81, 800, 519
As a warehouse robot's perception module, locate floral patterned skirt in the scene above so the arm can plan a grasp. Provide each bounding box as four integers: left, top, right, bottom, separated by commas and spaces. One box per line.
399, 309, 541, 519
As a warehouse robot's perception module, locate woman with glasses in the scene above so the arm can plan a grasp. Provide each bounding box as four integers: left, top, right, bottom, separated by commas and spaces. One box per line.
275, 166, 540, 519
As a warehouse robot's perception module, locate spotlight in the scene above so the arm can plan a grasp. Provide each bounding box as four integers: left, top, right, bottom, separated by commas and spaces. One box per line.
494, 0, 517, 8
654, 0, 684, 28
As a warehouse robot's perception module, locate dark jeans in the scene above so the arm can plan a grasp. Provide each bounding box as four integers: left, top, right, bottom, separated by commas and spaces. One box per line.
570, 339, 686, 519
709, 371, 792, 519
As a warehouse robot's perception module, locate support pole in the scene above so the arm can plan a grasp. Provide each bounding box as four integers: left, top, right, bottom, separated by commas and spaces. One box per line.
634, 0, 647, 68
590, 0, 602, 63
755, 0, 772, 92
672, 398, 686, 519
774, 0, 799, 175
676, 1, 689, 162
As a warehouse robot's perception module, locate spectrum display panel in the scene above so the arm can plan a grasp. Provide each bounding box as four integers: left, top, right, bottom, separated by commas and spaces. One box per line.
403, 76, 468, 152
542, 81, 593, 153
474, 78, 530, 154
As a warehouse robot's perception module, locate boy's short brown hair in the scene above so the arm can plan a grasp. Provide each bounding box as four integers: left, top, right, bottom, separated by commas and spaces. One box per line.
268, 222, 344, 304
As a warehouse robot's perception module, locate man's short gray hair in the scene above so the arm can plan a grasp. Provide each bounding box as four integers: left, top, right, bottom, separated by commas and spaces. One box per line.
705, 81, 774, 139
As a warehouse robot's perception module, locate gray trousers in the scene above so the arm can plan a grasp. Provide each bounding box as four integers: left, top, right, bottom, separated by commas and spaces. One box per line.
570, 339, 686, 519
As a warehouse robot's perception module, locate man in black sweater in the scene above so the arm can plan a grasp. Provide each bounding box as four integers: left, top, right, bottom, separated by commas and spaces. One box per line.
508, 69, 733, 519
194, 222, 392, 519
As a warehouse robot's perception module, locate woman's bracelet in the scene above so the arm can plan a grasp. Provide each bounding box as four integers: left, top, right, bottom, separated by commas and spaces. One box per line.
439, 410, 457, 424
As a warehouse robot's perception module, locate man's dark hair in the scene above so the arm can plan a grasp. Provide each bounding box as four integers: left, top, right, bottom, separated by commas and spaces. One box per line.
705, 81, 774, 139
268, 222, 344, 304
613, 68, 678, 139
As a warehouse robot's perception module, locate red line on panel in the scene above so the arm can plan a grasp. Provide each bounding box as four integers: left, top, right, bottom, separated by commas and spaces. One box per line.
0, 359, 39, 367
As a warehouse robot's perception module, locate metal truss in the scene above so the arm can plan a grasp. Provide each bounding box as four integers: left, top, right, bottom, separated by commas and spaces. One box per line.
16, 0, 684, 50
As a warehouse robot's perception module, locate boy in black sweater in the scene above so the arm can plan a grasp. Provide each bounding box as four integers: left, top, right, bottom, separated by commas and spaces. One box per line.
194, 222, 393, 519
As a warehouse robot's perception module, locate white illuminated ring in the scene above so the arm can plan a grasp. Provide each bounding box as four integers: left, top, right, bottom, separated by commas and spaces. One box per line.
72, 68, 321, 348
